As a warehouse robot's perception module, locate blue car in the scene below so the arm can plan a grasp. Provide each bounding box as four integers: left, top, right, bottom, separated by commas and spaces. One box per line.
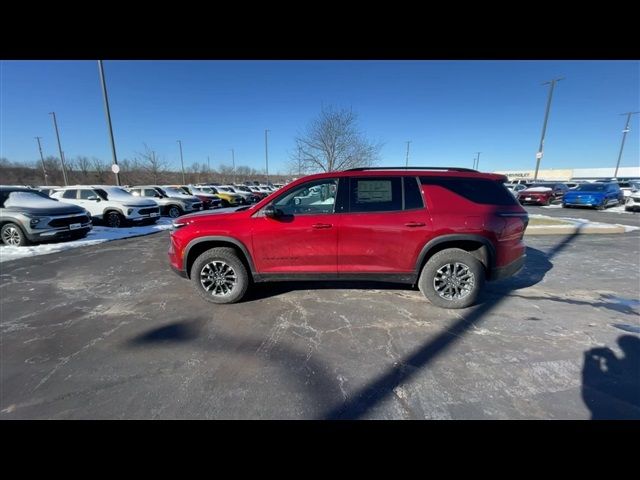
563, 182, 623, 210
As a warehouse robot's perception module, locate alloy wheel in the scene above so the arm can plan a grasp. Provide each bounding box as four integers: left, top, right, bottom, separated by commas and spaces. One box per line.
200, 261, 238, 296
433, 262, 475, 300
2, 226, 22, 246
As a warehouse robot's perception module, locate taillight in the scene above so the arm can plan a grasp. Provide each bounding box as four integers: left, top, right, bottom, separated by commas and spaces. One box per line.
497, 212, 529, 239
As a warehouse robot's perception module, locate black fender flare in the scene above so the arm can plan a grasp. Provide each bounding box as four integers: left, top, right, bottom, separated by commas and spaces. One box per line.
183, 236, 256, 278
415, 234, 496, 273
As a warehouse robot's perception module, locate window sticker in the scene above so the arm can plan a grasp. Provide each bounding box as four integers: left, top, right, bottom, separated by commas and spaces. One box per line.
356, 180, 392, 203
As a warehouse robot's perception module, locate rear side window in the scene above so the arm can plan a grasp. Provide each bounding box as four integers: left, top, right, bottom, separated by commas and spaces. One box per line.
349, 177, 402, 213
420, 177, 517, 206
403, 176, 424, 210
62, 189, 78, 199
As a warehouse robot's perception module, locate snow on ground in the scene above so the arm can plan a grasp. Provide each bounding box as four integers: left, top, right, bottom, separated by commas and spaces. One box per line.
0, 218, 173, 263
529, 214, 639, 232
541, 204, 633, 214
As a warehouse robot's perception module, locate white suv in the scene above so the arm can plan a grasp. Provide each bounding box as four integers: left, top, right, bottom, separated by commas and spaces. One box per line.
52, 185, 160, 228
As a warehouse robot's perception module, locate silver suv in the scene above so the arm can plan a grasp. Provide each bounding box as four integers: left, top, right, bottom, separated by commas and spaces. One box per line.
127, 186, 202, 218
0, 186, 92, 246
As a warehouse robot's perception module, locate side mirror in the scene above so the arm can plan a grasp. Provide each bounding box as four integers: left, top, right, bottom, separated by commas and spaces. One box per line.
264, 204, 281, 218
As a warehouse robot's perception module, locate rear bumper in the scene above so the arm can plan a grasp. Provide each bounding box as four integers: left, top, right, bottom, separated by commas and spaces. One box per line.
170, 263, 188, 278
489, 255, 525, 281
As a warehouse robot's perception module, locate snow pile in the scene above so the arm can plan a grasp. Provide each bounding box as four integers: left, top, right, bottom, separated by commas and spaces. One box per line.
0, 218, 172, 263
528, 214, 639, 232
4, 191, 64, 208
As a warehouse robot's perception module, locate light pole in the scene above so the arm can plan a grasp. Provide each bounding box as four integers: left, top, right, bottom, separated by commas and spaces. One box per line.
49, 112, 68, 186
474, 152, 481, 170
265, 129, 270, 184
34, 137, 48, 185
533, 77, 564, 181
614, 111, 639, 178
177, 140, 185, 184
97, 60, 121, 186
405, 141, 411, 167
231, 149, 236, 184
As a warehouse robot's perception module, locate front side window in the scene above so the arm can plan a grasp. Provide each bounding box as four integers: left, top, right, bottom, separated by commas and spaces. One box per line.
144, 189, 158, 197
349, 177, 402, 213
273, 179, 338, 215
62, 189, 78, 199
79, 189, 97, 200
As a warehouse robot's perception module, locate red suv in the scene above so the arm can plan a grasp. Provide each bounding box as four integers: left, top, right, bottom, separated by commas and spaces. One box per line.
168, 167, 528, 308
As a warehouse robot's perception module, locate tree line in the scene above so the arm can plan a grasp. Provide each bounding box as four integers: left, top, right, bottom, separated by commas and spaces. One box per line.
2, 106, 382, 186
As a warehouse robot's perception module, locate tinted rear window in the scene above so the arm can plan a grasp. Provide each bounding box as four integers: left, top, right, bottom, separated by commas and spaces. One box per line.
403, 176, 424, 210
420, 177, 517, 206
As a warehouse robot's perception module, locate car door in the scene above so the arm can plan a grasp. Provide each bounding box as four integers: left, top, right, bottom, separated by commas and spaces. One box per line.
75, 188, 101, 216
336, 176, 433, 274
251, 178, 339, 274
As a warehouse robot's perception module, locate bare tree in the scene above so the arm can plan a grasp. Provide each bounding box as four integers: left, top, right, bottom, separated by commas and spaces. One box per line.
291, 106, 382, 174
137, 144, 167, 184
92, 157, 108, 183
76, 156, 92, 182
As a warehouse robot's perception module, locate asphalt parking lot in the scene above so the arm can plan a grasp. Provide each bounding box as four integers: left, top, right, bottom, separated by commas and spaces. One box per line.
1, 230, 639, 419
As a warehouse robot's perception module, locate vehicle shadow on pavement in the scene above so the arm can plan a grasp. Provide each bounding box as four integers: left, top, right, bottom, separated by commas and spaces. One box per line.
127, 319, 345, 414
581, 335, 640, 419
244, 280, 416, 302
318, 233, 581, 419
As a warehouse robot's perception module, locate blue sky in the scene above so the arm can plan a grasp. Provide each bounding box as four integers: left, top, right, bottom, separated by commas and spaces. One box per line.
1, 60, 638, 174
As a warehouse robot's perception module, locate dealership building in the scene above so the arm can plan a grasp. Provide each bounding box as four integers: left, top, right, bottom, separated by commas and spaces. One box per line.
494, 166, 640, 182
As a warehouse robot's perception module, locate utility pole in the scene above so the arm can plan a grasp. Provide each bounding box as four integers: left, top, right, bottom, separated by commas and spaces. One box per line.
614, 111, 639, 178
533, 77, 564, 181
207, 155, 210, 172
231, 149, 236, 184
177, 140, 185, 184
474, 152, 481, 170
405, 141, 411, 167
49, 112, 68, 186
34, 137, 48, 185
265, 129, 270, 184
97, 60, 121, 186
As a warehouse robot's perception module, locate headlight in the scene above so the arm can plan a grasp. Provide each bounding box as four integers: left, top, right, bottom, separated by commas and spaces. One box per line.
127, 208, 134, 215
30, 218, 41, 227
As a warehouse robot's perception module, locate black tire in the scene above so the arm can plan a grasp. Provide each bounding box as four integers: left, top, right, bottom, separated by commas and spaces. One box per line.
418, 248, 485, 309
190, 247, 249, 304
596, 200, 606, 211
105, 211, 125, 228
167, 205, 183, 218
220, 199, 230, 208
1, 222, 29, 246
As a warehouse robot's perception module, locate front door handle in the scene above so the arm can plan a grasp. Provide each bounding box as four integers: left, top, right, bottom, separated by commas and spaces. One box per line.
312, 223, 333, 229
405, 222, 426, 227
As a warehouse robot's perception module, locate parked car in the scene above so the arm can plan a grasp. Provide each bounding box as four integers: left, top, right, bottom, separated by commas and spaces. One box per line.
517, 183, 569, 205
233, 184, 268, 201
194, 185, 243, 207
168, 167, 528, 309
126, 186, 203, 218
617, 181, 639, 199
217, 185, 261, 204
562, 182, 623, 210
506, 184, 527, 196
51, 185, 160, 228
625, 189, 640, 212
169, 185, 222, 210
1, 186, 92, 246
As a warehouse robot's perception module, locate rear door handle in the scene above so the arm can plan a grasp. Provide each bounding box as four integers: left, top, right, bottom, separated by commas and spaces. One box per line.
404, 222, 426, 227
312, 223, 333, 229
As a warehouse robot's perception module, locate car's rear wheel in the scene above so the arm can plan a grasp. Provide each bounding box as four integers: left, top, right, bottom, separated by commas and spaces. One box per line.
1, 223, 29, 246
190, 247, 249, 304
419, 248, 485, 309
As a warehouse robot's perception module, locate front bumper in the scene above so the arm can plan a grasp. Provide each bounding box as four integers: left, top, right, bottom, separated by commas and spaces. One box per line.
489, 255, 525, 281
25, 225, 92, 243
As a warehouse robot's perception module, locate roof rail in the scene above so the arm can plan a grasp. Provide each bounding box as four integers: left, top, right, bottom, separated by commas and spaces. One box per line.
344, 166, 478, 172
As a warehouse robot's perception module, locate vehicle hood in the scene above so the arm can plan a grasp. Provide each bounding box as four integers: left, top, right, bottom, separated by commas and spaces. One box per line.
123, 198, 158, 207
175, 206, 251, 224
3, 192, 87, 216
520, 187, 552, 193
168, 194, 201, 203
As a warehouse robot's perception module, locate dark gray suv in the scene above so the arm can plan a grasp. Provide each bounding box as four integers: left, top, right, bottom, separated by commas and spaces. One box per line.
0, 186, 92, 246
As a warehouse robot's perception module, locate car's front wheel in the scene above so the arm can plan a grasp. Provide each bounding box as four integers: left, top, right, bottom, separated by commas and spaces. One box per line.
105, 211, 125, 228
419, 248, 485, 309
1, 223, 29, 246
190, 247, 249, 304
167, 205, 183, 218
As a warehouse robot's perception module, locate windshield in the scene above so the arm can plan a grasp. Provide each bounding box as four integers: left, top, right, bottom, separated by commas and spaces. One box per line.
180, 187, 192, 195
217, 187, 232, 192
162, 187, 186, 196
96, 187, 136, 201
575, 183, 606, 192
